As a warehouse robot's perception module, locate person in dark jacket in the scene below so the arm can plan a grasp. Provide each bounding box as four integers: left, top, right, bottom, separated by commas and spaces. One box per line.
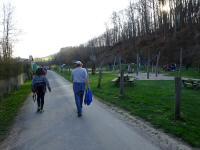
32, 67, 51, 112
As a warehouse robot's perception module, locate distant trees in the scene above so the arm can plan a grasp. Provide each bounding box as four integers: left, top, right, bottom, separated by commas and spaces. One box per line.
86, 0, 200, 48
115, 0, 198, 42
54, 0, 200, 67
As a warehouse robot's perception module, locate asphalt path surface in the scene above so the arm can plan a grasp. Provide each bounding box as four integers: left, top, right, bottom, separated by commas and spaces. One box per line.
0, 71, 161, 150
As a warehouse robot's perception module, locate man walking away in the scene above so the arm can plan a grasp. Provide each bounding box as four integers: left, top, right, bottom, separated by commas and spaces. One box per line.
32, 67, 51, 113
72, 61, 88, 117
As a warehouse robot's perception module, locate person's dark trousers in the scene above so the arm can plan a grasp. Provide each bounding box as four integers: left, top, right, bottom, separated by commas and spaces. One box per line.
37, 93, 45, 110
74, 91, 84, 115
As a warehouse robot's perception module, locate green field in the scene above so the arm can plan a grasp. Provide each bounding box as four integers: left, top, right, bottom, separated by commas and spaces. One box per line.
166, 68, 200, 79
0, 81, 31, 142
56, 69, 200, 147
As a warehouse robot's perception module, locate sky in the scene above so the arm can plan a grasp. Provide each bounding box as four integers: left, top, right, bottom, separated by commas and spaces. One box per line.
1, 0, 130, 58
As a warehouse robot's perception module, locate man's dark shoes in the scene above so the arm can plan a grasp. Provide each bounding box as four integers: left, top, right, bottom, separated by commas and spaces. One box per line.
78, 113, 82, 117
37, 108, 40, 112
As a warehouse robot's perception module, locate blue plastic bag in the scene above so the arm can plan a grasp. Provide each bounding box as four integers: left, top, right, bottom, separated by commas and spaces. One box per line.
84, 88, 93, 105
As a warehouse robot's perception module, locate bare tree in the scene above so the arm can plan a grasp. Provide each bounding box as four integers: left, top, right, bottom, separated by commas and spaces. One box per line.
1, 3, 15, 60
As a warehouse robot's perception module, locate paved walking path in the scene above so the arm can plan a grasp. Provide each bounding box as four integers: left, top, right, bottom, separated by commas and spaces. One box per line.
134, 73, 174, 80
0, 71, 162, 150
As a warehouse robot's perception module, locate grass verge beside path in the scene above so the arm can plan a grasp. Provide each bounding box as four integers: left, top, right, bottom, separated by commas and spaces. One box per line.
55, 69, 200, 147
0, 81, 31, 142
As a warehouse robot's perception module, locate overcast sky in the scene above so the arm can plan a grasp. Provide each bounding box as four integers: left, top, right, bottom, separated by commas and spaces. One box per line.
1, 0, 130, 58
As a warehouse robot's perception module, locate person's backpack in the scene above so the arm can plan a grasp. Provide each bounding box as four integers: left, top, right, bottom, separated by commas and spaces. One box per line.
34, 81, 46, 95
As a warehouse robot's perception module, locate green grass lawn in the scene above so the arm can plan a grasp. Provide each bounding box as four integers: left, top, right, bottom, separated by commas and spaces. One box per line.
58, 70, 72, 81
165, 68, 200, 79
55, 69, 200, 147
0, 81, 31, 142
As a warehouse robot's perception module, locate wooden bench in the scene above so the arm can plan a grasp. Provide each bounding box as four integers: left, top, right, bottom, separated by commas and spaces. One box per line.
128, 78, 135, 82
111, 77, 119, 85
111, 76, 135, 86
111, 77, 119, 82
182, 79, 200, 89
127, 78, 135, 86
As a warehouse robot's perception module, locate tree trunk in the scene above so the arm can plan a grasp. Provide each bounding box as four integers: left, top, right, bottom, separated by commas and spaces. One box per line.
92, 63, 96, 75
178, 48, 183, 77
198, 64, 200, 73
175, 77, 182, 120
113, 56, 117, 71
119, 56, 124, 96
147, 49, 150, 79
155, 51, 160, 77
120, 70, 124, 96
136, 53, 139, 76
97, 67, 103, 88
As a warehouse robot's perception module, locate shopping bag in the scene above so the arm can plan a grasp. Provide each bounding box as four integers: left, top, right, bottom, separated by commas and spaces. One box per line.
84, 88, 93, 105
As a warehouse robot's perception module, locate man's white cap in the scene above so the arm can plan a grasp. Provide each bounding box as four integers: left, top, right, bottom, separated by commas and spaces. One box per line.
74, 61, 83, 65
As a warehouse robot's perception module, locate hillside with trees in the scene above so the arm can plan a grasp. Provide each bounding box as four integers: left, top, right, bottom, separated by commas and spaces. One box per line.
54, 0, 200, 68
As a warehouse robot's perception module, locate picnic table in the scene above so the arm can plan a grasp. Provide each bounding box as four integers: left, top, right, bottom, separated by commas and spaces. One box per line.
182, 78, 200, 89
111, 74, 136, 86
